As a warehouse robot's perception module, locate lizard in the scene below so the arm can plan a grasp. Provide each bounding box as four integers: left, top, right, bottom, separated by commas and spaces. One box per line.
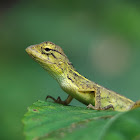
26, 41, 140, 112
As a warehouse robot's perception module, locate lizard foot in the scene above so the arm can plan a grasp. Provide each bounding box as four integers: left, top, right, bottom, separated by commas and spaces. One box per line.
87, 104, 114, 110
130, 100, 140, 110
46, 95, 67, 105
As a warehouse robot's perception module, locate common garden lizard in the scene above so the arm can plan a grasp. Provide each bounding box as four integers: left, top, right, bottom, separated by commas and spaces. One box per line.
26, 41, 140, 111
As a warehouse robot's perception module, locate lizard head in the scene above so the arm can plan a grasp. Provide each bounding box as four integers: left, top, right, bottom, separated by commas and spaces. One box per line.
26, 41, 72, 80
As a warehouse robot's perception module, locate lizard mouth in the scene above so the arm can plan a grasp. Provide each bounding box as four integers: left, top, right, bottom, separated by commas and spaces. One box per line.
26, 45, 41, 59
25, 45, 34, 55
29, 53, 36, 59
26, 47, 36, 59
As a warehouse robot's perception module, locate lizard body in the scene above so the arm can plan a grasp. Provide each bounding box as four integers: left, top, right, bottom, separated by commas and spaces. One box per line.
26, 41, 140, 111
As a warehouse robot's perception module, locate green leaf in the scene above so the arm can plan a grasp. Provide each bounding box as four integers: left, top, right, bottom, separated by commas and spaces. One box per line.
22, 100, 140, 140
102, 108, 140, 140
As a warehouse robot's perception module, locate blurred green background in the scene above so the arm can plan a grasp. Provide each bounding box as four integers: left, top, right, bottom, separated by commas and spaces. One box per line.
1, 0, 140, 139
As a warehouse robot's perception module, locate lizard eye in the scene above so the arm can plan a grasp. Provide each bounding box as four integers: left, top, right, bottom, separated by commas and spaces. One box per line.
45, 48, 52, 52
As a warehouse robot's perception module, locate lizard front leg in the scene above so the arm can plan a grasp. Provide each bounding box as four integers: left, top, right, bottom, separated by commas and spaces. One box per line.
87, 87, 114, 110
46, 95, 73, 105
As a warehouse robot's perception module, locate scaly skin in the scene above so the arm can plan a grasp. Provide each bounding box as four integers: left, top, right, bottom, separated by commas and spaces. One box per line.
26, 41, 140, 111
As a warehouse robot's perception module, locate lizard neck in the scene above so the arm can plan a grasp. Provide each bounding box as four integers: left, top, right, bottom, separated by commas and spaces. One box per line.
58, 64, 95, 90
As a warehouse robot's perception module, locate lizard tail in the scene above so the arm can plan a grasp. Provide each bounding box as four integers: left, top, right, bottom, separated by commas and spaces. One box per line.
130, 100, 140, 110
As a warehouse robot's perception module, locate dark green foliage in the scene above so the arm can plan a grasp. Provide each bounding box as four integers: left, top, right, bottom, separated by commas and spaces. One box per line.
23, 101, 140, 140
